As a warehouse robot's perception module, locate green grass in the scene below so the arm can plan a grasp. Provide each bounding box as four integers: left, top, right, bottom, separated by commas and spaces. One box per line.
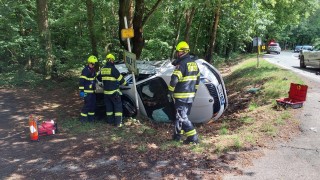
225, 58, 304, 104
260, 122, 277, 137
248, 102, 259, 111
0, 68, 45, 88
60, 118, 104, 134
137, 144, 147, 152
233, 136, 243, 150
240, 116, 255, 124
0, 64, 79, 91
209, 57, 304, 153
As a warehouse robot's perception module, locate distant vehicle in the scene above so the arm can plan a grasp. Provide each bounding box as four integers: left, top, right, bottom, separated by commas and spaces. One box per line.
294, 45, 302, 53
95, 59, 228, 124
300, 45, 313, 52
267, 43, 281, 54
299, 46, 320, 68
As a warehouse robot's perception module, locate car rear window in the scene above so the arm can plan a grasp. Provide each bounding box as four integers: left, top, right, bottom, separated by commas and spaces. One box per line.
302, 46, 313, 50
269, 43, 279, 47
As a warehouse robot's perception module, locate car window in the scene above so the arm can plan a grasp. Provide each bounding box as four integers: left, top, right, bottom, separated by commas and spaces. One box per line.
137, 77, 175, 122
302, 46, 313, 50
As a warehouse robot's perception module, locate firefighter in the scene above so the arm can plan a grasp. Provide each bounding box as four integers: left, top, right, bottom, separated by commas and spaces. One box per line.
97, 53, 127, 127
168, 41, 200, 144
79, 55, 98, 123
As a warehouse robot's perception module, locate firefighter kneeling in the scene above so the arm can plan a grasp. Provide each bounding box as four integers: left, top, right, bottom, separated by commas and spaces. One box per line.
97, 54, 128, 127
168, 41, 200, 144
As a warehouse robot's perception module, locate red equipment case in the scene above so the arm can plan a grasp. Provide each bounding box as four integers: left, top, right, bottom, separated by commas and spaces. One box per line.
38, 120, 58, 136
276, 83, 308, 109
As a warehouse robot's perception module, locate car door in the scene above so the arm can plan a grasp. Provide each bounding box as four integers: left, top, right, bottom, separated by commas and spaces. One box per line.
137, 77, 175, 122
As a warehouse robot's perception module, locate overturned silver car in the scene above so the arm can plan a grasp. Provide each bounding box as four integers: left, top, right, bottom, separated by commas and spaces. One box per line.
96, 58, 228, 124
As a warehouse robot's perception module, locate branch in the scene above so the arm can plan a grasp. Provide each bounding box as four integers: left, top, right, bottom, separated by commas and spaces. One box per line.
142, 0, 162, 26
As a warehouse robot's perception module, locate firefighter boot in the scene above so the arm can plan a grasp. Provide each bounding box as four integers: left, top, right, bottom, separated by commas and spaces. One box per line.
79, 116, 88, 123
172, 133, 182, 141
88, 116, 95, 123
183, 134, 199, 145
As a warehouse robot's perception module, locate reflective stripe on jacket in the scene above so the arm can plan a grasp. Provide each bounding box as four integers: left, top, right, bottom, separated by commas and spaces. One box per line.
97, 62, 127, 95
79, 65, 96, 93
168, 54, 200, 103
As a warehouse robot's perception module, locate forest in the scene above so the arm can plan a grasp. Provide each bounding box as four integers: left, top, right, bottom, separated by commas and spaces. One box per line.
0, 0, 319, 79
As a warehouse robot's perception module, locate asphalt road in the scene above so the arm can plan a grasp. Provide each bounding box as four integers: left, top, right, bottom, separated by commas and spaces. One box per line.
224, 51, 320, 180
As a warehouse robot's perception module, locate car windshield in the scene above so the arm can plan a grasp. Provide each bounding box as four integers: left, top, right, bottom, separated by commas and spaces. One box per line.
295, 46, 302, 49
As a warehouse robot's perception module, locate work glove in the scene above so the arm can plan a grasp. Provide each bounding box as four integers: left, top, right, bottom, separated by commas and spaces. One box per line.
80, 91, 87, 98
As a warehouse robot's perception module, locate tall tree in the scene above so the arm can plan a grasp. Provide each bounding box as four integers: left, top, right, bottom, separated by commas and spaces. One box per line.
86, 0, 98, 56
119, 0, 134, 50
119, 0, 162, 59
205, 1, 221, 63
184, 7, 196, 43
170, 9, 183, 60
36, 0, 53, 78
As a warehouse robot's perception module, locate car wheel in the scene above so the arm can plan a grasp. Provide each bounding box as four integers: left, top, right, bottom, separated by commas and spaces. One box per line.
300, 56, 306, 68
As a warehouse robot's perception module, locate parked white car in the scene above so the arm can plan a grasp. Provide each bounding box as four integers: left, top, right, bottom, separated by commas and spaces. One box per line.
299, 47, 320, 68
267, 43, 281, 54
96, 58, 228, 124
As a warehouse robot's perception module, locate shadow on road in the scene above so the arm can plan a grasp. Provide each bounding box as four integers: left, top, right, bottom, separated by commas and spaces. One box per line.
292, 66, 320, 74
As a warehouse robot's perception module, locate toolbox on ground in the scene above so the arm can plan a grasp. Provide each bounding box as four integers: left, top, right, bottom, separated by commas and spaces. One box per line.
276, 83, 308, 109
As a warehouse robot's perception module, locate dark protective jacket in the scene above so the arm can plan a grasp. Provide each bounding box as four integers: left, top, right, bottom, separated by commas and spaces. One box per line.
97, 61, 127, 95
79, 65, 96, 94
168, 54, 200, 103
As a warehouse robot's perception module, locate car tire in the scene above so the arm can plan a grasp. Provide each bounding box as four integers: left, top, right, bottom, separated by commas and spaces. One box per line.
300, 56, 306, 68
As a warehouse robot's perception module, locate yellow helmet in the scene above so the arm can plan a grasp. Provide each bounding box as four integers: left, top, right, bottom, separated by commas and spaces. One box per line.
106, 53, 115, 61
176, 41, 190, 52
87, 55, 98, 64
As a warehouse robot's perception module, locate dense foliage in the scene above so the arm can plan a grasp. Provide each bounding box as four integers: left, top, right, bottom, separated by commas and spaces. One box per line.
0, 0, 319, 78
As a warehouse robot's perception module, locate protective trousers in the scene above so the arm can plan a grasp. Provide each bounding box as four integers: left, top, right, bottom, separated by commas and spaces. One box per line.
173, 101, 197, 141
80, 93, 96, 122
104, 93, 123, 126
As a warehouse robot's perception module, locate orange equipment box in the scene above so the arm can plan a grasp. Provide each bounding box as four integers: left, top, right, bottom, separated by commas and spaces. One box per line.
276, 83, 308, 109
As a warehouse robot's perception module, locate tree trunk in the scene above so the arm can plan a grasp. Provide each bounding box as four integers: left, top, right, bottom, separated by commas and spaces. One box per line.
132, 0, 162, 59
132, 0, 144, 58
193, 15, 203, 55
36, 0, 53, 78
170, 9, 183, 60
184, 7, 196, 44
86, 0, 98, 57
205, 5, 221, 63
119, 0, 133, 50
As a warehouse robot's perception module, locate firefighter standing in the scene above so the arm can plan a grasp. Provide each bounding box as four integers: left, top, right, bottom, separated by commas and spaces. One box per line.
168, 41, 200, 144
79, 55, 98, 123
97, 54, 127, 127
